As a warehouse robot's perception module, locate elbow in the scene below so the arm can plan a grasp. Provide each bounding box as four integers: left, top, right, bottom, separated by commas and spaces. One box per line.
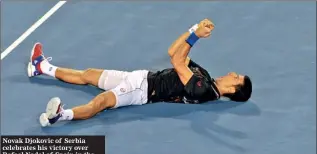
170, 57, 185, 67
168, 48, 174, 57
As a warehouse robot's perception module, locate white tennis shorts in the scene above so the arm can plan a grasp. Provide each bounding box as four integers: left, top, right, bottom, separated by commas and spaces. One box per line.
98, 70, 149, 108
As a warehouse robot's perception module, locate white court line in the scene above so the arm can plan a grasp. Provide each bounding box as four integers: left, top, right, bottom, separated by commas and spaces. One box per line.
1, 1, 66, 60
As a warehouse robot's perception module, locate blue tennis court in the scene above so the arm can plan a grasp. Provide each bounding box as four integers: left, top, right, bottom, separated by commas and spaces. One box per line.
1, 1, 316, 154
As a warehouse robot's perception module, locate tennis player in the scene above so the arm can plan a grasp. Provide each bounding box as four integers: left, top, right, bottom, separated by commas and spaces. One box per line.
27, 19, 252, 127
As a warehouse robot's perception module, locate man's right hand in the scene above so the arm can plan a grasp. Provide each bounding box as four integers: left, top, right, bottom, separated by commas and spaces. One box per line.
195, 19, 215, 38
199, 18, 215, 29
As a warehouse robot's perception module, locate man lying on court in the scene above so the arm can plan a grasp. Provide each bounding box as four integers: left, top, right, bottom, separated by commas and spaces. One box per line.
28, 19, 252, 127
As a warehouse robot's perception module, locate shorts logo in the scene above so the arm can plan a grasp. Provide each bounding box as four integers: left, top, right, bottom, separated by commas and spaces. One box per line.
120, 88, 126, 92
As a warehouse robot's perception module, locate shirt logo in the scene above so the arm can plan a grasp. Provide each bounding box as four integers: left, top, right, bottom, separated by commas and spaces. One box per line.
197, 80, 202, 87
120, 88, 126, 92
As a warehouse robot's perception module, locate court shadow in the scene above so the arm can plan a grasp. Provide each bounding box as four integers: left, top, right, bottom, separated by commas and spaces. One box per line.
101, 101, 258, 152
100, 101, 260, 152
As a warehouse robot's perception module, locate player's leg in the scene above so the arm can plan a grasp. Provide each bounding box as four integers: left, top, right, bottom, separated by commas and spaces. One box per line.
50, 67, 129, 90
39, 70, 149, 127
55, 68, 103, 86
27, 42, 128, 89
71, 92, 116, 119
39, 91, 116, 127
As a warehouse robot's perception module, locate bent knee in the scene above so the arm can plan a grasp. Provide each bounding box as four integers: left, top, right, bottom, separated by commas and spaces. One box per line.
81, 68, 103, 86
89, 92, 116, 112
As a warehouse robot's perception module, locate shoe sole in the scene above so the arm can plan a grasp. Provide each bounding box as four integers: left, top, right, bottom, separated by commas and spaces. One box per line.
27, 62, 33, 77
39, 97, 61, 127
46, 97, 61, 119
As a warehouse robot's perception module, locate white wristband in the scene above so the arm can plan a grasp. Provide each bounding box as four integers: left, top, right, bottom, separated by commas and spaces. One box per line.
188, 24, 199, 33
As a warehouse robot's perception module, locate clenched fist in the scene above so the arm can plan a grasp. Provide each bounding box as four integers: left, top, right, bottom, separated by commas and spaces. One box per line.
195, 19, 215, 38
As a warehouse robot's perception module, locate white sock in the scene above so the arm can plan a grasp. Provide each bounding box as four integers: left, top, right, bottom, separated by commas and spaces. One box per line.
59, 109, 74, 121
40, 60, 58, 77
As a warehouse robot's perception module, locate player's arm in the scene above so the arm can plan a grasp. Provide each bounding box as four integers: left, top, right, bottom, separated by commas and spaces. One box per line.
172, 44, 218, 99
185, 57, 191, 66
167, 31, 195, 85
168, 32, 191, 66
170, 39, 194, 85
169, 19, 214, 85
168, 32, 191, 57
168, 20, 213, 66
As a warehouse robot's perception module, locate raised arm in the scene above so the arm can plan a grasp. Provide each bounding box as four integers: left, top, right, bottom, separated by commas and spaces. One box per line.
168, 32, 192, 66
169, 19, 214, 85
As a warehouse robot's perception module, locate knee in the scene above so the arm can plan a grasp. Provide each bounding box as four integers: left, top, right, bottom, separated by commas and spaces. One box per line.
82, 92, 115, 119
92, 92, 116, 109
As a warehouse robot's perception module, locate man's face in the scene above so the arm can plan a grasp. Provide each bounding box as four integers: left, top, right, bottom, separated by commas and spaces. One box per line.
216, 72, 245, 89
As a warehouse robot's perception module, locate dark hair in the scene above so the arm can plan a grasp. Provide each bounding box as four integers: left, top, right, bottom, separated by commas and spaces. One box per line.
224, 75, 252, 102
